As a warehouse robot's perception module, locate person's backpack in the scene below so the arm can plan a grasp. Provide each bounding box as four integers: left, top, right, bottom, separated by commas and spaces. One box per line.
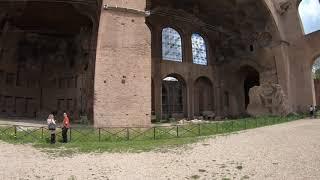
48, 122, 56, 130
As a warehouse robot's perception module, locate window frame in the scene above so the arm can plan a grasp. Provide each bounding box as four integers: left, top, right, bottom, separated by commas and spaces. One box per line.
161, 27, 184, 62
191, 33, 208, 66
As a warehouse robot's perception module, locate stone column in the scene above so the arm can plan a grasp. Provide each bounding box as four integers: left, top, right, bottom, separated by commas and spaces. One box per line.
154, 77, 162, 120
213, 66, 223, 117
94, 0, 151, 127
187, 77, 194, 119
184, 32, 194, 119
152, 26, 163, 121
272, 42, 293, 110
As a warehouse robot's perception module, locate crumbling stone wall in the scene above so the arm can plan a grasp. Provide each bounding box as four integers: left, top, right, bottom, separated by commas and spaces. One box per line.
247, 83, 291, 116
0, 3, 96, 122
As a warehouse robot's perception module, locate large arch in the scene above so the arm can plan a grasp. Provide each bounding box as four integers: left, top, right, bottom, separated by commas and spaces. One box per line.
148, 0, 284, 119
298, 0, 320, 35
161, 73, 187, 120
193, 76, 214, 116
0, 1, 101, 123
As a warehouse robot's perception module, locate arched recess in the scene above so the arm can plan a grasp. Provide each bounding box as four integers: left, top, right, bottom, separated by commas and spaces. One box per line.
254, 0, 283, 43
311, 55, 320, 105
194, 77, 214, 116
161, 27, 183, 62
239, 66, 260, 110
0, 1, 101, 122
298, 0, 320, 34
161, 74, 187, 119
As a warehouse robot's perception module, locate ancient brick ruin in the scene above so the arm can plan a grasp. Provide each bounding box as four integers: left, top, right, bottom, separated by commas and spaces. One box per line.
0, 1, 98, 122
0, 0, 319, 127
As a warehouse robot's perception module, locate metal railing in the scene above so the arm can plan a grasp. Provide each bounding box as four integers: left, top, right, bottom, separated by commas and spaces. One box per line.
0, 116, 301, 143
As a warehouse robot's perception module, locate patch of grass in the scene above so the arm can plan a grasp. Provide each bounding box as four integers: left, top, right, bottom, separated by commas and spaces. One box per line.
68, 175, 77, 180
0, 115, 304, 154
34, 137, 203, 155
241, 175, 250, 179
236, 165, 243, 170
190, 175, 201, 179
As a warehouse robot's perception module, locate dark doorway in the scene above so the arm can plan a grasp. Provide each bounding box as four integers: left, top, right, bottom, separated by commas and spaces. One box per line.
241, 66, 260, 109
161, 75, 186, 119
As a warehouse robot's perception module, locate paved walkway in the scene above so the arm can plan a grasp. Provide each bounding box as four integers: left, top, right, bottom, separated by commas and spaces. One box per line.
0, 117, 45, 127
1, 119, 320, 180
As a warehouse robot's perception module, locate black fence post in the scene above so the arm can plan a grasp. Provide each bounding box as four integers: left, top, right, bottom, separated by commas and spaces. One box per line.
198, 124, 201, 136
69, 127, 72, 142
256, 118, 258, 127
245, 119, 247, 129
14, 125, 17, 139
41, 127, 44, 140
216, 122, 218, 133
98, 128, 101, 142
232, 121, 234, 131
153, 127, 156, 140
126, 128, 129, 141
176, 126, 179, 137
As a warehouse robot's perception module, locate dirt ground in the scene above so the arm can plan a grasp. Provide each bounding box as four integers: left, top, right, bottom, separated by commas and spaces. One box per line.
1, 119, 320, 180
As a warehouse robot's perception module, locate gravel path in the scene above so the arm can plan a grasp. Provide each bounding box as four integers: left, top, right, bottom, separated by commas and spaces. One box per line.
1, 119, 320, 180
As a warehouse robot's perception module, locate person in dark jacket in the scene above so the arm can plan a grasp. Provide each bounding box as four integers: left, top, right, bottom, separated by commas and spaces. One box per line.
310, 105, 314, 118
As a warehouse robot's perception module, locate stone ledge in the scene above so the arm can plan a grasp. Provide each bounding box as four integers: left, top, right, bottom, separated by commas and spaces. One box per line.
103, 4, 149, 16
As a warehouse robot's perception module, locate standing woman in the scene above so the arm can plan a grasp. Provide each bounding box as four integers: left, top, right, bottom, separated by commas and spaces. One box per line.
62, 112, 70, 143
310, 105, 314, 118
47, 114, 56, 144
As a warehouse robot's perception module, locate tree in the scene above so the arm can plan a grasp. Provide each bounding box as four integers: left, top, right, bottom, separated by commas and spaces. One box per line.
312, 57, 320, 79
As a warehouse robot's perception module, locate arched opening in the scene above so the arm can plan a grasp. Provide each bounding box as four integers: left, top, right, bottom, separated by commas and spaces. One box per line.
194, 77, 214, 116
162, 27, 183, 62
148, 0, 281, 118
0, 2, 100, 123
312, 56, 320, 105
191, 33, 208, 65
161, 74, 187, 119
240, 66, 260, 109
298, 0, 320, 34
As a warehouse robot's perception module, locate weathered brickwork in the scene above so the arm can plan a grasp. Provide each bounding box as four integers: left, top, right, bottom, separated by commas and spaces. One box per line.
94, 0, 151, 127
0, 0, 319, 127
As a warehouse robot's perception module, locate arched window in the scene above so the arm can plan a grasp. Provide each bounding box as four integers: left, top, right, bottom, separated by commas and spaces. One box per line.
298, 0, 320, 34
162, 27, 182, 62
312, 57, 320, 79
312, 56, 320, 105
192, 33, 207, 65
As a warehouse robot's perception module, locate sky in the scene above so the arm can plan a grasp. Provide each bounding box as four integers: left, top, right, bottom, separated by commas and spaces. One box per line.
299, 0, 320, 34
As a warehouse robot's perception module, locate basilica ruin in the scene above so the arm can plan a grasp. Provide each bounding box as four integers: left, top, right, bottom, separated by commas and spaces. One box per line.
0, 0, 319, 127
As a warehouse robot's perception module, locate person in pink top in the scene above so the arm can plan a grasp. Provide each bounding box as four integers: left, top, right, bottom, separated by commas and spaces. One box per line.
47, 114, 56, 144
62, 112, 70, 143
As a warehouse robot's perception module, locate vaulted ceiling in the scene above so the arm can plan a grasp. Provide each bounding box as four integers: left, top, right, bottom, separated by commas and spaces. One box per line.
0, 0, 100, 35
150, 0, 270, 33
149, 0, 276, 60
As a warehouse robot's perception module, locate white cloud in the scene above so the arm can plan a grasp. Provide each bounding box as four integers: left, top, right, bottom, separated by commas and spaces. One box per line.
299, 0, 320, 34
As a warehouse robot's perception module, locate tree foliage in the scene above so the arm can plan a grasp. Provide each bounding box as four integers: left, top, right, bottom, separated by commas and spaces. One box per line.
312, 57, 320, 79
